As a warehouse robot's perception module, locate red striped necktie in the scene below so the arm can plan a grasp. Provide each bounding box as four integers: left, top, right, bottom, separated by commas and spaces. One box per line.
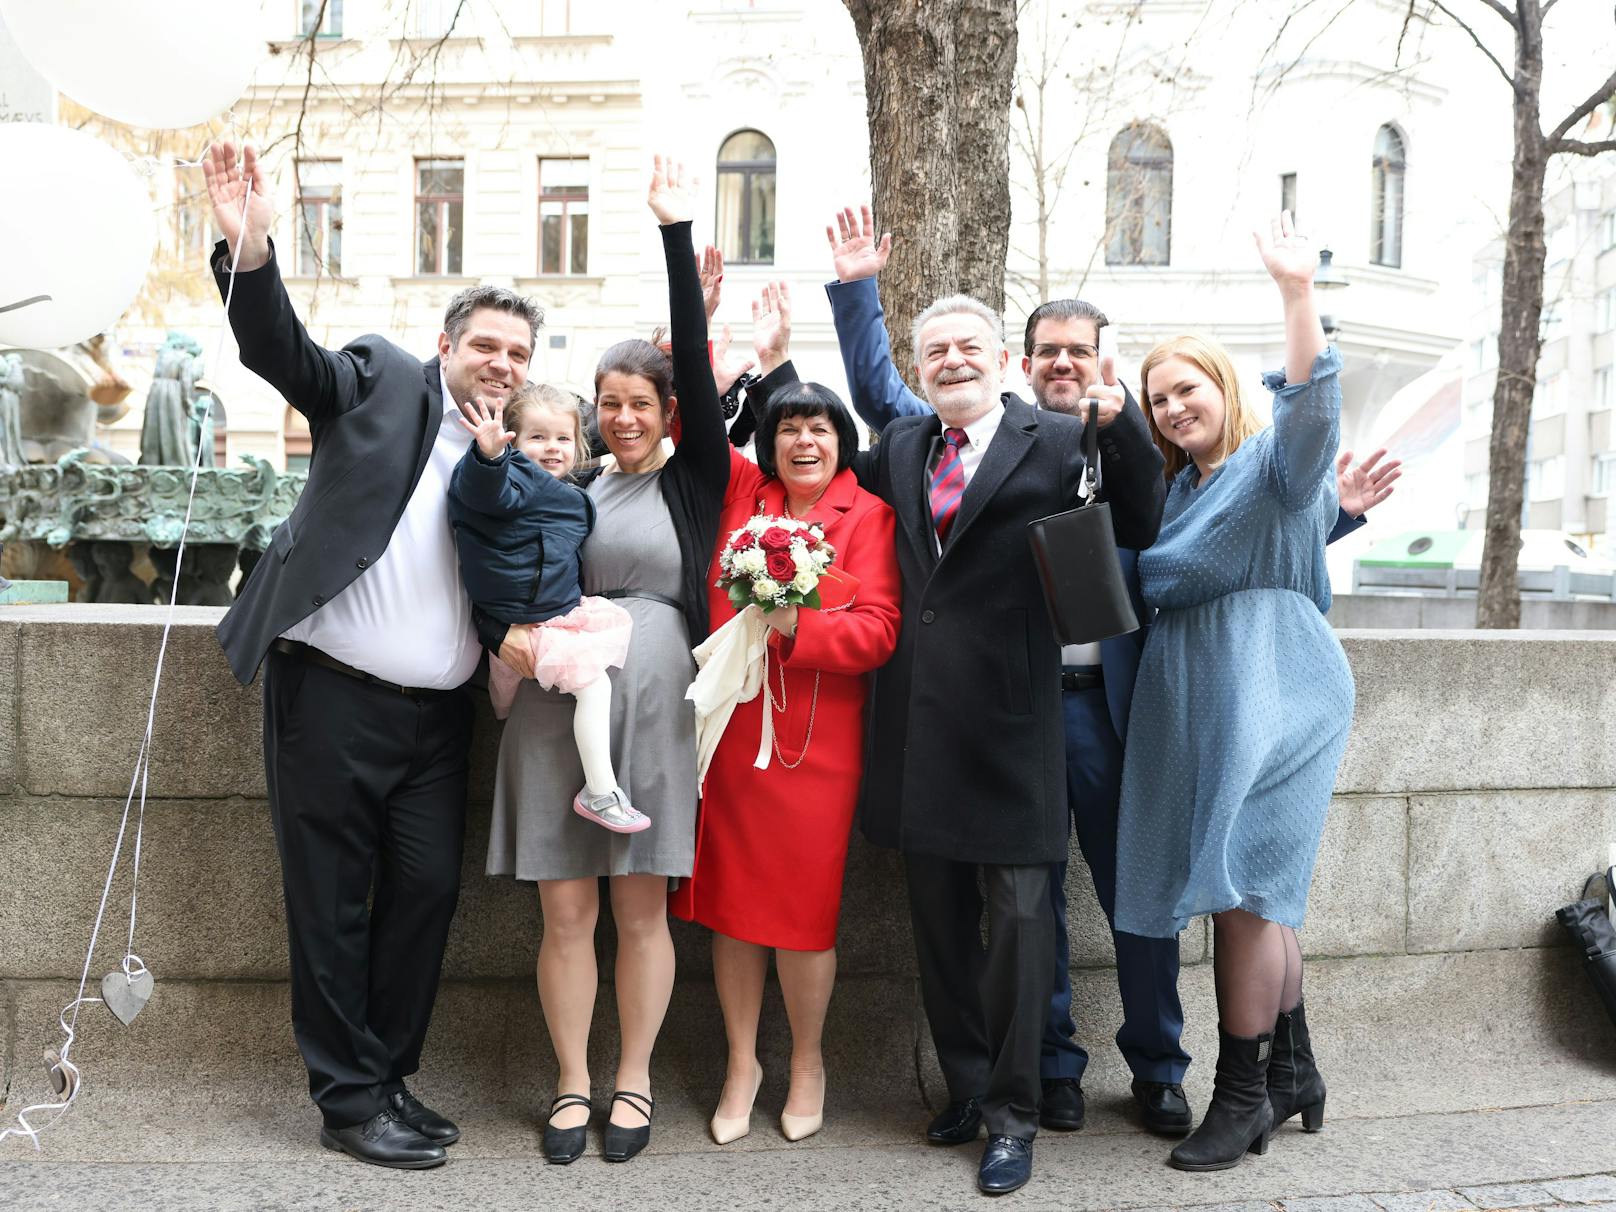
930, 427, 969, 542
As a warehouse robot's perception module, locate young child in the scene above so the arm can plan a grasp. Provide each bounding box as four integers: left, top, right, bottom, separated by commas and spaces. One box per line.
448, 382, 646, 834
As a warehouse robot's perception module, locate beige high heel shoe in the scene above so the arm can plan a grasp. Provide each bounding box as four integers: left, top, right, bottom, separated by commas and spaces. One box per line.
709, 1063, 763, 1145
780, 1074, 825, 1142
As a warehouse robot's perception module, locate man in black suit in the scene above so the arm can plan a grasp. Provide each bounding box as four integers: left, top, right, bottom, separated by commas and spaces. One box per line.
203, 142, 542, 1168
845, 288, 1165, 1195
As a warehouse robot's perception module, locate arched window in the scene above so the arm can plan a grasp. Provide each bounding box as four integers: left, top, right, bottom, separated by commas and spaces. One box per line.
1371, 124, 1405, 268
283, 405, 311, 473
1105, 124, 1172, 267
715, 130, 776, 265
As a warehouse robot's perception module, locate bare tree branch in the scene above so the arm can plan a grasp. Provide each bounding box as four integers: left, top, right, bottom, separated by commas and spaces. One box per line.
1427, 0, 1516, 90
1546, 67, 1616, 141
1394, 0, 1419, 66
1540, 0, 1560, 13
1475, 0, 1521, 27
1552, 137, 1616, 155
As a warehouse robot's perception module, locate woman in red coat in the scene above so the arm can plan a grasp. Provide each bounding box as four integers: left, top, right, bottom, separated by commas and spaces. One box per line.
669, 372, 901, 1146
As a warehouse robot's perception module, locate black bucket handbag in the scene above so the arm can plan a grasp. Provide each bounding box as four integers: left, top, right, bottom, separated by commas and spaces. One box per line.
1555, 867, 1616, 1031
1025, 399, 1141, 646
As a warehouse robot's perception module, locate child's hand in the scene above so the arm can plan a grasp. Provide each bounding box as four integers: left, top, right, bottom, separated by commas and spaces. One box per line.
456, 395, 515, 460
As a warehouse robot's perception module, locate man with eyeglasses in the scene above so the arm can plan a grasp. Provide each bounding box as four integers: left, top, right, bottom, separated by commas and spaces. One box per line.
815, 205, 1393, 1146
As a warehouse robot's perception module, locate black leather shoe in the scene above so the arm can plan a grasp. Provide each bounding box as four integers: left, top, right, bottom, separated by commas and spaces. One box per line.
602, 1090, 654, 1162
542, 1093, 591, 1165
926, 1097, 983, 1145
387, 1087, 461, 1145
1039, 1077, 1086, 1130
1132, 1079, 1193, 1135
978, 1134, 1033, 1195
319, 1109, 446, 1169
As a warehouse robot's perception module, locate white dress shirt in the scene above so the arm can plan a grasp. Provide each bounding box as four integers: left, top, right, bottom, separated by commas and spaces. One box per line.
931, 401, 1102, 668
281, 367, 481, 689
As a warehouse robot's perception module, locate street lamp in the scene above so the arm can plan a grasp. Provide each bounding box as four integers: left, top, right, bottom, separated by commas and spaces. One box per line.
1314, 246, 1349, 342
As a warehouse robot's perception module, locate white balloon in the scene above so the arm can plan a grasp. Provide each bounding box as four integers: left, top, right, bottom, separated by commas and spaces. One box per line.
0, 124, 156, 351
0, 0, 266, 131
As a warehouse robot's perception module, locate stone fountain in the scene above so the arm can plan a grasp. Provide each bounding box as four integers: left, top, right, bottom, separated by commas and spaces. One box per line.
0, 335, 305, 605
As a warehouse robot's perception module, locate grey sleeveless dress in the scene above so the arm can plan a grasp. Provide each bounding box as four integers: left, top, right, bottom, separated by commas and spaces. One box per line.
486, 469, 699, 880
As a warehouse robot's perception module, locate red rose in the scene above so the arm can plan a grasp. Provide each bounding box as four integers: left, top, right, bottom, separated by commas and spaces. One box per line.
760, 525, 792, 552
731, 530, 758, 551
765, 550, 796, 580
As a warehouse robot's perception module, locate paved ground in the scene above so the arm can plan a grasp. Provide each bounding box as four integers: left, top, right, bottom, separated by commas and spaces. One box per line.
5, 1088, 1615, 1211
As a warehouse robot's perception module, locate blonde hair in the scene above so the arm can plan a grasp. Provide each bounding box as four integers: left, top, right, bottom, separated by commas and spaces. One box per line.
505, 382, 591, 474
1139, 335, 1265, 482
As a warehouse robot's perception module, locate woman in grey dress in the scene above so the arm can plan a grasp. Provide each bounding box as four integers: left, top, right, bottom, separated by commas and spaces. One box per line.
484, 162, 730, 1164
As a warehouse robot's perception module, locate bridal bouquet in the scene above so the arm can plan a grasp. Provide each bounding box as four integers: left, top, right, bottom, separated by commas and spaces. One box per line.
715, 516, 836, 613
689, 516, 839, 787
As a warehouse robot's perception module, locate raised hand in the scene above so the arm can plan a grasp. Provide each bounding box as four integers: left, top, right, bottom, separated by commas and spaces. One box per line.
1253, 210, 1317, 296
826, 205, 893, 283
456, 395, 515, 460
647, 154, 697, 226
712, 323, 756, 398
751, 281, 792, 375
202, 141, 274, 271
700, 245, 724, 320
1085, 352, 1126, 428
1335, 448, 1402, 518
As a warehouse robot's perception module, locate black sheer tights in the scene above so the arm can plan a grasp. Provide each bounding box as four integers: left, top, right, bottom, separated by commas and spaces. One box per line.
1210, 909, 1303, 1038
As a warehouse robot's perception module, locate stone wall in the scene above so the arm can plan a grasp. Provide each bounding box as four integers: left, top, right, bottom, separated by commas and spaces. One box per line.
2, 607, 1614, 1120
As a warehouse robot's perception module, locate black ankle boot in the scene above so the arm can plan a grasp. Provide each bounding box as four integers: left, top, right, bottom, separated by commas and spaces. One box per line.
1269, 1001, 1326, 1131
1169, 1028, 1275, 1172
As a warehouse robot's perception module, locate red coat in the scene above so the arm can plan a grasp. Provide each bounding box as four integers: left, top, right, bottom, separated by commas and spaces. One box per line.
670, 448, 902, 950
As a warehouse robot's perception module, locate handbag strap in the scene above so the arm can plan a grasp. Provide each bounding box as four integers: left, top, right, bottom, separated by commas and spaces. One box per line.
1079, 398, 1102, 503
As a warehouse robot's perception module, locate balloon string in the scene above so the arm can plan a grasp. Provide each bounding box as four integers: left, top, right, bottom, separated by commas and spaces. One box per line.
0, 175, 254, 1154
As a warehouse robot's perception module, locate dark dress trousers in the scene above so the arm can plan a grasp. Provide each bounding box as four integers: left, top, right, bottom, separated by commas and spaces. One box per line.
211, 240, 474, 1127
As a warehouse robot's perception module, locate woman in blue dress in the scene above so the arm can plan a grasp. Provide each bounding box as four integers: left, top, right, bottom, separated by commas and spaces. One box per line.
1115, 212, 1353, 1171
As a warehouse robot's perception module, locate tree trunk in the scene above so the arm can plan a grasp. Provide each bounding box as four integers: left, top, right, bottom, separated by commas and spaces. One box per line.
844, 0, 1018, 386
1477, 4, 1547, 629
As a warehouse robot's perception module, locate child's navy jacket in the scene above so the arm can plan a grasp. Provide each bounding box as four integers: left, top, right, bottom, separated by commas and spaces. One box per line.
447, 444, 596, 625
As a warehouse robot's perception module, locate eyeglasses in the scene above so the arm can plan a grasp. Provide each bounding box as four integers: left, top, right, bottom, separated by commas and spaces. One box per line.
1031, 344, 1098, 361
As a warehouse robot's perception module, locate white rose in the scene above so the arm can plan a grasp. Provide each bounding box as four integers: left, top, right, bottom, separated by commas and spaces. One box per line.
746, 516, 771, 534
752, 577, 780, 600
735, 549, 767, 576
792, 571, 818, 594
812, 548, 833, 570
792, 545, 814, 573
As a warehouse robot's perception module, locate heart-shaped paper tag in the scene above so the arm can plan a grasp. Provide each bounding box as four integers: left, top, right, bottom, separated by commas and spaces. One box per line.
101, 968, 154, 1026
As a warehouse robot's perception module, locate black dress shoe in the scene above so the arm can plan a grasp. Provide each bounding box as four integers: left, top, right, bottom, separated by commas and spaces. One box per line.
926, 1097, 983, 1145
1039, 1077, 1086, 1130
978, 1134, 1033, 1195
387, 1087, 461, 1145
319, 1109, 446, 1169
602, 1090, 654, 1162
543, 1093, 591, 1165
1132, 1079, 1193, 1135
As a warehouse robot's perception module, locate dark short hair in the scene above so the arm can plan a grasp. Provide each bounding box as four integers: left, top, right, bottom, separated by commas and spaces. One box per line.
594, 339, 674, 405
1022, 298, 1109, 357
755, 382, 859, 480
443, 286, 545, 348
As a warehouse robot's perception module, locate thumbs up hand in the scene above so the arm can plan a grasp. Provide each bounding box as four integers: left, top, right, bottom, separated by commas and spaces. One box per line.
1084, 350, 1126, 429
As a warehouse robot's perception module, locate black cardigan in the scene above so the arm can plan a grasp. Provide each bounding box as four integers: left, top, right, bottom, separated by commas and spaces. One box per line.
476, 221, 728, 652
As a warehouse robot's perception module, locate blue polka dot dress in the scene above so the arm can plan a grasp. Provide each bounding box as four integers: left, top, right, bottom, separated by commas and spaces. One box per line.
1114, 345, 1355, 939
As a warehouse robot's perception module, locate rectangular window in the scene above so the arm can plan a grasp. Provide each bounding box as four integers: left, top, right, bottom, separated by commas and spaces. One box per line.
1602, 211, 1616, 252
1465, 471, 1489, 505
1533, 372, 1567, 419
1279, 172, 1296, 222
295, 159, 342, 276
414, 0, 458, 37
1528, 455, 1565, 502
538, 158, 588, 275
1593, 452, 1616, 497
1599, 288, 1616, 333
1546, 221, 1572, 269
416, 159, 464, 276
1468, 338, 1486, 376
539, 0, 570, 34
1598, 366, 1615, 411
1540, 301, 1565, 344
298, 0, 342, 36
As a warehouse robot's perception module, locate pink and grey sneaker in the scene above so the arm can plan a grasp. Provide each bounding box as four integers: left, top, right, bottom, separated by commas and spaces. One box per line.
573, 788, 651, 834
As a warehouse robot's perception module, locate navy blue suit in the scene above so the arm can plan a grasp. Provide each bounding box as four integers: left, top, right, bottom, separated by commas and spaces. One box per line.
824, 277, 1365, 1087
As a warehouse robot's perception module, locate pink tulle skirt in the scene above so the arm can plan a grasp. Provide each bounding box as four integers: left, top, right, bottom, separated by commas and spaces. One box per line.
487, 595, 634, 718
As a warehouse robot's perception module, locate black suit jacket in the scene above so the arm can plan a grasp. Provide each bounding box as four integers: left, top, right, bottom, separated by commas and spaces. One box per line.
212, 240, 452, 685
851, 393, 1165, 866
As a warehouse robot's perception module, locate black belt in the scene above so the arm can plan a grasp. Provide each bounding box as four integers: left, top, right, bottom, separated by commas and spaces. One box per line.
1060, 668, 1104, 693
599, 588, 684, 612
270, 638, 453, 698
